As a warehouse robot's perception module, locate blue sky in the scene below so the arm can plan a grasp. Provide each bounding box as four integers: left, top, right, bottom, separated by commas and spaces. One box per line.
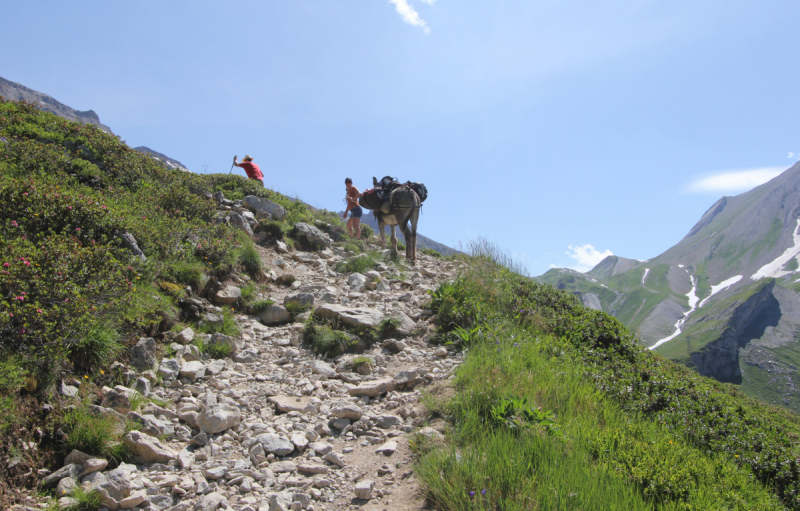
3, 1, 799, 274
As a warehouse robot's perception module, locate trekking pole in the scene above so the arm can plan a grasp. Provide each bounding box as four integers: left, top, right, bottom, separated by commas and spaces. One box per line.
229, 155, 236, 174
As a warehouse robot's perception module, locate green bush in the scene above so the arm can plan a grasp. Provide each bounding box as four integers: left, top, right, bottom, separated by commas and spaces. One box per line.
378, 317, 401, 339
61, 484, 103, 511
336, 254, 376, 274
240, 282, 256, 303
237, 243, 262, 276
304, 323, 355, 357
248, 298, 274, 314
60, 405, 128, 461
360, 224, 374, 239
263, 221, 285, 239
205, 342, 234, 359
199, 307, 240, 336
163, 259, 206, 288
0, 356, 28, 395
67, 323, 122, 374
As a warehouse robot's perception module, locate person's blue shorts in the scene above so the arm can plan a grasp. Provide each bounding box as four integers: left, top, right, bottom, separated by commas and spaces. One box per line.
350, 206, 363, 219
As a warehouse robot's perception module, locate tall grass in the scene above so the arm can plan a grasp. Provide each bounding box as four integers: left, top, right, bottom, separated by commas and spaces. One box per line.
416, 240, 788, 510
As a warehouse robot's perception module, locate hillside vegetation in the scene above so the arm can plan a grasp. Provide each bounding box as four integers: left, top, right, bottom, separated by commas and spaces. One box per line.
418, 241, 800, 509
0, 98, 339, 501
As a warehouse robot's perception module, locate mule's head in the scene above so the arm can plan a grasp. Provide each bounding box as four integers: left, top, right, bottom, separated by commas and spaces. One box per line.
373, 176, 379, 188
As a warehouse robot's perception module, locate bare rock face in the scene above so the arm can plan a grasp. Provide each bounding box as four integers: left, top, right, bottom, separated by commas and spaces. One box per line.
123, 431, 178, 463
197, 404, 242, 434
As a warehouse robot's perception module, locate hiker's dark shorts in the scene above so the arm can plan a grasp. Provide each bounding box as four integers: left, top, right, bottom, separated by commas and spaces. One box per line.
350, 206, 363, 219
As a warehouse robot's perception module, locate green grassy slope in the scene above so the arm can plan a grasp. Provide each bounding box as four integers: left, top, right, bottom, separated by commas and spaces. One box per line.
0, 98, 342, 501
422, 251, 800, 510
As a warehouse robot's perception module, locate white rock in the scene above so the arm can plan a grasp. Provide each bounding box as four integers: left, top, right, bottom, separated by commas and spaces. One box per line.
354, 479, 374, 500
123, 431, 177, 464
196, 404, 242, 434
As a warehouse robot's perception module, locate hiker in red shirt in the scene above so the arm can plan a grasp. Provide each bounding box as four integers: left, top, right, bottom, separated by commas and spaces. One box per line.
233, 155, 264, 186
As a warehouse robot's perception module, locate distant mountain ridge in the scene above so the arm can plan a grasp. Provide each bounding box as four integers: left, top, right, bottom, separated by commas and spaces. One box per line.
540, 162, 800, 412
0, 75, 190, 172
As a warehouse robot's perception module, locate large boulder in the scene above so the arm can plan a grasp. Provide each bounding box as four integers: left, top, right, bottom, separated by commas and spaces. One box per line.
243, 195, 287, 222
268, 395, 317, 414
284, 293, 314, 309
197, 404, 242, 434
313, 304, 384, 329
260, 305, 291, 325
291, 222, 332, 250
130, 337, 156, 372
213, 284, 241, 305
255, 433, 294, 456
123, 431, 177, 463
228, 212, 254, 236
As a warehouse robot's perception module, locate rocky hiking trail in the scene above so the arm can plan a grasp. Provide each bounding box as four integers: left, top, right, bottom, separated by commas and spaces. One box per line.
31, 236, 467, 511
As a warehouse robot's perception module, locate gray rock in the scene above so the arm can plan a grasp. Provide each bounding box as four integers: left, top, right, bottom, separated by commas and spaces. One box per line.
268, 395, 317, 414
79, 458, 108, 478
375, 415, 402, 429
197, 404, 242, 434
178, 449, 195, 470
310, 360, 336, 378
229, 212, 254, 236
130, 337, 156, 372
243, 195, 288, 222
292, 222, 332, 250
118, 492, 146, 509
260, 304, 291, 325
179, 361, 206, 381
120, 232, 146, 261
276, 273, 297, 286
331, 404, 363, 421
284, 293, 314, 309
348, 273, 367, 291
55, 476, 77, 497
256, 433, 294, 456
332, 418, 350, 430
132, 377, 150, 396
59, 382, 79, 398
270, 461, 297, 473
268, 491, 294, 511
308, 442, 333, 455
100, 390, 130, 412
375, 440, 398, 455
203, 466, 227, 479
195, 492, 229, 511
323, 451, 345, 467
41, 464, 81, 489
92, 466, 133, 501
205, 359, 227, 375
213, 284, 241, 305
233, 348, 260, 363
64, 450, 92, 466
202, 313, 224, 329
147, 494, 175, 511
158, 359, 180, 380
123, 431, 178, 463
348, 378, 396, 397
313, 304, 384, 329
174, 327, 195, 345
354, 479, 374, 500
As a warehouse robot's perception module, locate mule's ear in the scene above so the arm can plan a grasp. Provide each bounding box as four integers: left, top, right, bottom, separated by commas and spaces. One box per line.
373, 176, 378, 187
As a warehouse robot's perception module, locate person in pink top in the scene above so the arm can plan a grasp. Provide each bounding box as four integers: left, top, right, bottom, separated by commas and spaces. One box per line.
233, 155, 264, 186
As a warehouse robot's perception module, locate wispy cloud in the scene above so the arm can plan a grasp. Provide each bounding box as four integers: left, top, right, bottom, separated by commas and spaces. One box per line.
684, 167, 785, 194
564, 244, 613, 273
789, 152, 795, 159
390, 0, 430, 33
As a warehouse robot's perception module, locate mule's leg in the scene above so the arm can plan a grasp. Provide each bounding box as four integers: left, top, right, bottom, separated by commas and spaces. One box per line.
378, 217, 386, 249
408, 207, 420, 263
390, 225, 398, 254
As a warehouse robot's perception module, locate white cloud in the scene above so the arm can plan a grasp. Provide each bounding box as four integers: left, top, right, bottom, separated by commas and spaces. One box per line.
788, 152, 795, 159
390, 0, 430, 33
683, 167, 785, 194
565, 244, 613, 273
418, 0, 436, 4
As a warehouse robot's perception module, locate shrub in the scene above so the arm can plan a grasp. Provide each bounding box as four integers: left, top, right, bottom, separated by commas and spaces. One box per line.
158, 281, 185, 298
360, 224, 374, 239
304, 323, 355, 357
343, 240, 365, 253
263, 221, 285, 239
0, 357, 28, 395
199, 307, 240, 337
240, 283, 256, 303
238, 243, 262, 276
378, 317, 401, 339
62, 484, 103, 511
351, 356, 373, 372
285, 301, 311, 314
248, 298, 274, 314
205, 342, 234, 359
60, 405, 127, 460
163, 259, 205, 288
67, 323, 122, 374
336, 255, 376, 274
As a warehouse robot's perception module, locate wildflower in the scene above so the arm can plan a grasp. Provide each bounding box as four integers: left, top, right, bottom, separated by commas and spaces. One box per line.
2, 263, 8, 267
469, 491, 475, 497
10, 220, 18, 227
37, 309, 42, 313
100, 370, 105, 375
75, 228, 81, 232
84, 375, 88, 379
482, 489, 487, 495
67, 206, 72, 210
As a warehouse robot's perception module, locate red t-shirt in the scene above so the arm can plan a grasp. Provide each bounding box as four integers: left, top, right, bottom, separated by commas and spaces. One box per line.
240, 161, 263, 181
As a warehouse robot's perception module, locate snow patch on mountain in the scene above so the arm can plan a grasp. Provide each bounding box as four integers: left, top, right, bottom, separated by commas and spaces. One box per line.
650, 271, 699, 350
697, 275, 743, 309
751, 219, 800, 280
641, 268, 650, 285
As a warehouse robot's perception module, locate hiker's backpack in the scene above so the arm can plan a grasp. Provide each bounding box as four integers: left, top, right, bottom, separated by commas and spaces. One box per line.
409, 182, 428, 203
